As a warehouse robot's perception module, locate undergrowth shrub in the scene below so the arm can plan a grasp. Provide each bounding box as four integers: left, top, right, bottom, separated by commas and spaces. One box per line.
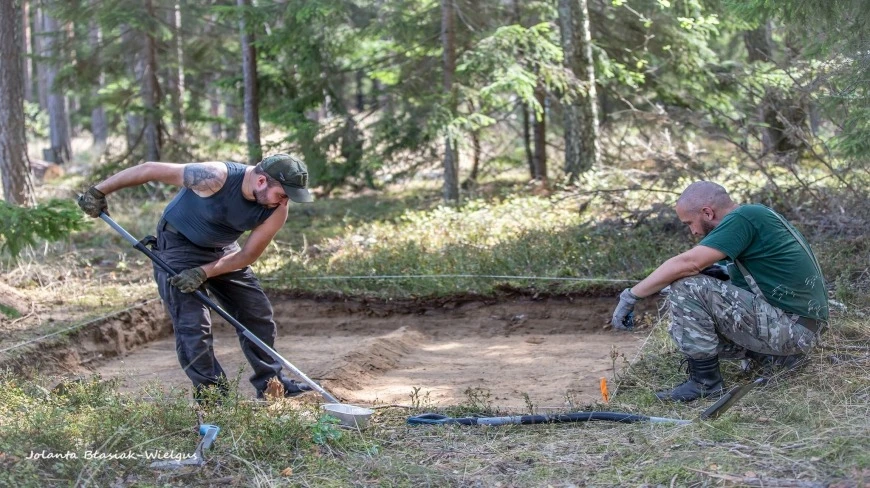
0, 200, 88, 258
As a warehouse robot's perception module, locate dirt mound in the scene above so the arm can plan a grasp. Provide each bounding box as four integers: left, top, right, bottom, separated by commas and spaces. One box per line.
316, 326, 427, 391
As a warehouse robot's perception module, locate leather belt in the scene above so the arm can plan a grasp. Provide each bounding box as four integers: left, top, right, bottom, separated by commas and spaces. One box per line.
796, 315, 826, 334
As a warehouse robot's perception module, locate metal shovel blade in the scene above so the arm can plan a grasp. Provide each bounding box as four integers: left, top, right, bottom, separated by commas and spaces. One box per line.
700, 377, 765, 420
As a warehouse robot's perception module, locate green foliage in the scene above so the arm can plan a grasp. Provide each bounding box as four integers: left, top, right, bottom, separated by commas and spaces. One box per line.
310, 415, 343, 445
266, 190, 693, 297
0, 200, 88, 258
725, 0, 870, 167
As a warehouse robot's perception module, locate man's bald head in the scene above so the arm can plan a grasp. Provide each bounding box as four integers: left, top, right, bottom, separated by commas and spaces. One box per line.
675, 181, 738, 237
676, 181, 734, 214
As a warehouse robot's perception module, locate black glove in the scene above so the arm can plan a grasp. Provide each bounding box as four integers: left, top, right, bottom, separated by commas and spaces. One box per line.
78, 186, 109, 218
700, 264, 729, 281
169, 267, 207, 293
611, 288, 639, 331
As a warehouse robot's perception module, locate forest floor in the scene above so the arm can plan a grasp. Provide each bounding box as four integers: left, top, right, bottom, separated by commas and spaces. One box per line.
1, 155, 869, 487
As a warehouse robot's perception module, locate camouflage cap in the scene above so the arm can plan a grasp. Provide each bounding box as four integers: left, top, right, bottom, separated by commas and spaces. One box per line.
260, 154, 313, 203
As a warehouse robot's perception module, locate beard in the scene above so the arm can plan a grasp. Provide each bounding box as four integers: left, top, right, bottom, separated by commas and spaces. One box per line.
253, 187, 277, 208
700, 219, 716, 236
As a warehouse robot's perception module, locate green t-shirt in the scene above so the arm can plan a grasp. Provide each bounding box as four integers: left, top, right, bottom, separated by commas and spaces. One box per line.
699, 204, 828, 320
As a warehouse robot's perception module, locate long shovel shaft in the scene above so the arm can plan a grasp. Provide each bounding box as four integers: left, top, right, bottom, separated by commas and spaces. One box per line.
100, 214, 339, 404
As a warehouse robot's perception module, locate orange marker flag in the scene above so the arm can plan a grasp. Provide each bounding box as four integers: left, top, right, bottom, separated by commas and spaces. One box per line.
600, 377, 610, 403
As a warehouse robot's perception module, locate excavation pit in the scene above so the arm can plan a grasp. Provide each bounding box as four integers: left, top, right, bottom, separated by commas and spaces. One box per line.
92, 295, 645, 409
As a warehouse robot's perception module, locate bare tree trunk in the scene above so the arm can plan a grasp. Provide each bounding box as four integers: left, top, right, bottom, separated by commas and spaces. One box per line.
462, 101, 482, 188
21, 0, 33, 102
89, 9, 107, 148
513, 0, 534, 179
533, 80, 547, 184
64, 22, 76, 138
469, 128, 481, 182
440, 0, 459, 202
522, 103, 534, 178
34, 6, 47, 110
142, 0, 161, 162
121, 23, 142, 152
744, 22, 808, 155
167, 1, 185, 138
42, 11, 71, 164
238, 0, 261, 163
559, 0, 600, 181
210, 80, 222, 139
355, 70, 365, 112
224, 94, 239, 141
1, 0, 36, 205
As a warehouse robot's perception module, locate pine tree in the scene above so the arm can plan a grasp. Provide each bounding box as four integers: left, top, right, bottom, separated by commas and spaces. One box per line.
0, 0, 36, 205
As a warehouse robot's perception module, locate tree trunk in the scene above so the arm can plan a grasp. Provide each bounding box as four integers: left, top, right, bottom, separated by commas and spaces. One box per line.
513, 0, 534, 179
355, 70, 365, 112
42, 11, 71, 164
744, 22, 807, 155
440, 0, 459, 202
21, 0, 33, 102
89, 10, 107, 148
559, 0, 600, 181
167, 1, 185, 138
224, 94, 239, 141
142, 0, 161, 162
238, 0, 261, 164
210, 80, 222, 139
0, 0, 36, 205
469, 128, 481, 182
34, 6, 47, 110
522, 103, 534, 178
532, 80, 547, 184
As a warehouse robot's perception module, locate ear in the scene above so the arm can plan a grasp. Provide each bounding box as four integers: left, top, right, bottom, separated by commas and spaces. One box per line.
701, 206, 715, 220
255, 174, 268, 189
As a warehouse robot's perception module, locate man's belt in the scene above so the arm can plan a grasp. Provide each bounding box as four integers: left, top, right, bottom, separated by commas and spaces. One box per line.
796, 315, 826, 334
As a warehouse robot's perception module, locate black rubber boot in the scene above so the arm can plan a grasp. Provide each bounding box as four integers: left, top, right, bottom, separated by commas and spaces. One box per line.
656, 356, 725, 402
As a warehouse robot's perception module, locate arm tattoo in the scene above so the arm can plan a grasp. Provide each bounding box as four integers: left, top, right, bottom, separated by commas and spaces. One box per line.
183, 164, 222, 192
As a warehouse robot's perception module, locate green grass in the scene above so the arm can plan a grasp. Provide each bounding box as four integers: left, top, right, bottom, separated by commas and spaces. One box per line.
2, 156, 869, 486
0, 303, 21, 319
2, 314, 868, 487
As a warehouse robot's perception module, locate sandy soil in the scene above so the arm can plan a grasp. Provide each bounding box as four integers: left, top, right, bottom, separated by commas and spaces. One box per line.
93, 295, 645, 410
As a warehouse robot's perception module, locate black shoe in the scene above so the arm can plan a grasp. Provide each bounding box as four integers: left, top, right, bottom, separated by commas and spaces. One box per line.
656, 356, 726, 402
256, 378, 312, 400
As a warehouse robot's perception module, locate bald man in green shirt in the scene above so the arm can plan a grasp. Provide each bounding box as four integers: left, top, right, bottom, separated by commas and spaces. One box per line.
610, 181, 828, 402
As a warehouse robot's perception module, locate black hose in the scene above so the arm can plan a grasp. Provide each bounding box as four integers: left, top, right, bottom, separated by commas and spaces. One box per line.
407, 411, 690, 426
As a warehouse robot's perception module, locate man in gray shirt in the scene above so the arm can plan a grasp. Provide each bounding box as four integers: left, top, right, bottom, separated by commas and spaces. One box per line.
79, 154, 313, 403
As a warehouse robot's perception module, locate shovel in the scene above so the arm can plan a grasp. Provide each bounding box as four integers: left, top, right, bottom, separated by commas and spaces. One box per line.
99, 213, 340, 404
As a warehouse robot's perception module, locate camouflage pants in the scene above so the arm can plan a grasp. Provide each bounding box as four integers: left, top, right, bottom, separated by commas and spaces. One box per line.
667, 275, 818, 359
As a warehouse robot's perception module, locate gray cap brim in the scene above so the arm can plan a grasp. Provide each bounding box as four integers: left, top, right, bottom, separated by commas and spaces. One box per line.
284, 185, 313, 203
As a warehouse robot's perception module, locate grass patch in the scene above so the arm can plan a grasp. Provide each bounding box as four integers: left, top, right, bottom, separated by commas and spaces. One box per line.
4, 300, 868, 487
0, 303, 21, 320
4, 324, 868, 488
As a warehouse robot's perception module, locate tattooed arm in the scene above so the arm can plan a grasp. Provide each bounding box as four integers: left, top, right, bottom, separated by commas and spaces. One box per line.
93, 161, 227, 197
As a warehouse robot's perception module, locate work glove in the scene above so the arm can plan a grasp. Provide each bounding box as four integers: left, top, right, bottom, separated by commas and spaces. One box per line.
611, 288, 639, 331
77, 186, 108, 218
700, 264, 729, 281
169, 267, 207, 293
